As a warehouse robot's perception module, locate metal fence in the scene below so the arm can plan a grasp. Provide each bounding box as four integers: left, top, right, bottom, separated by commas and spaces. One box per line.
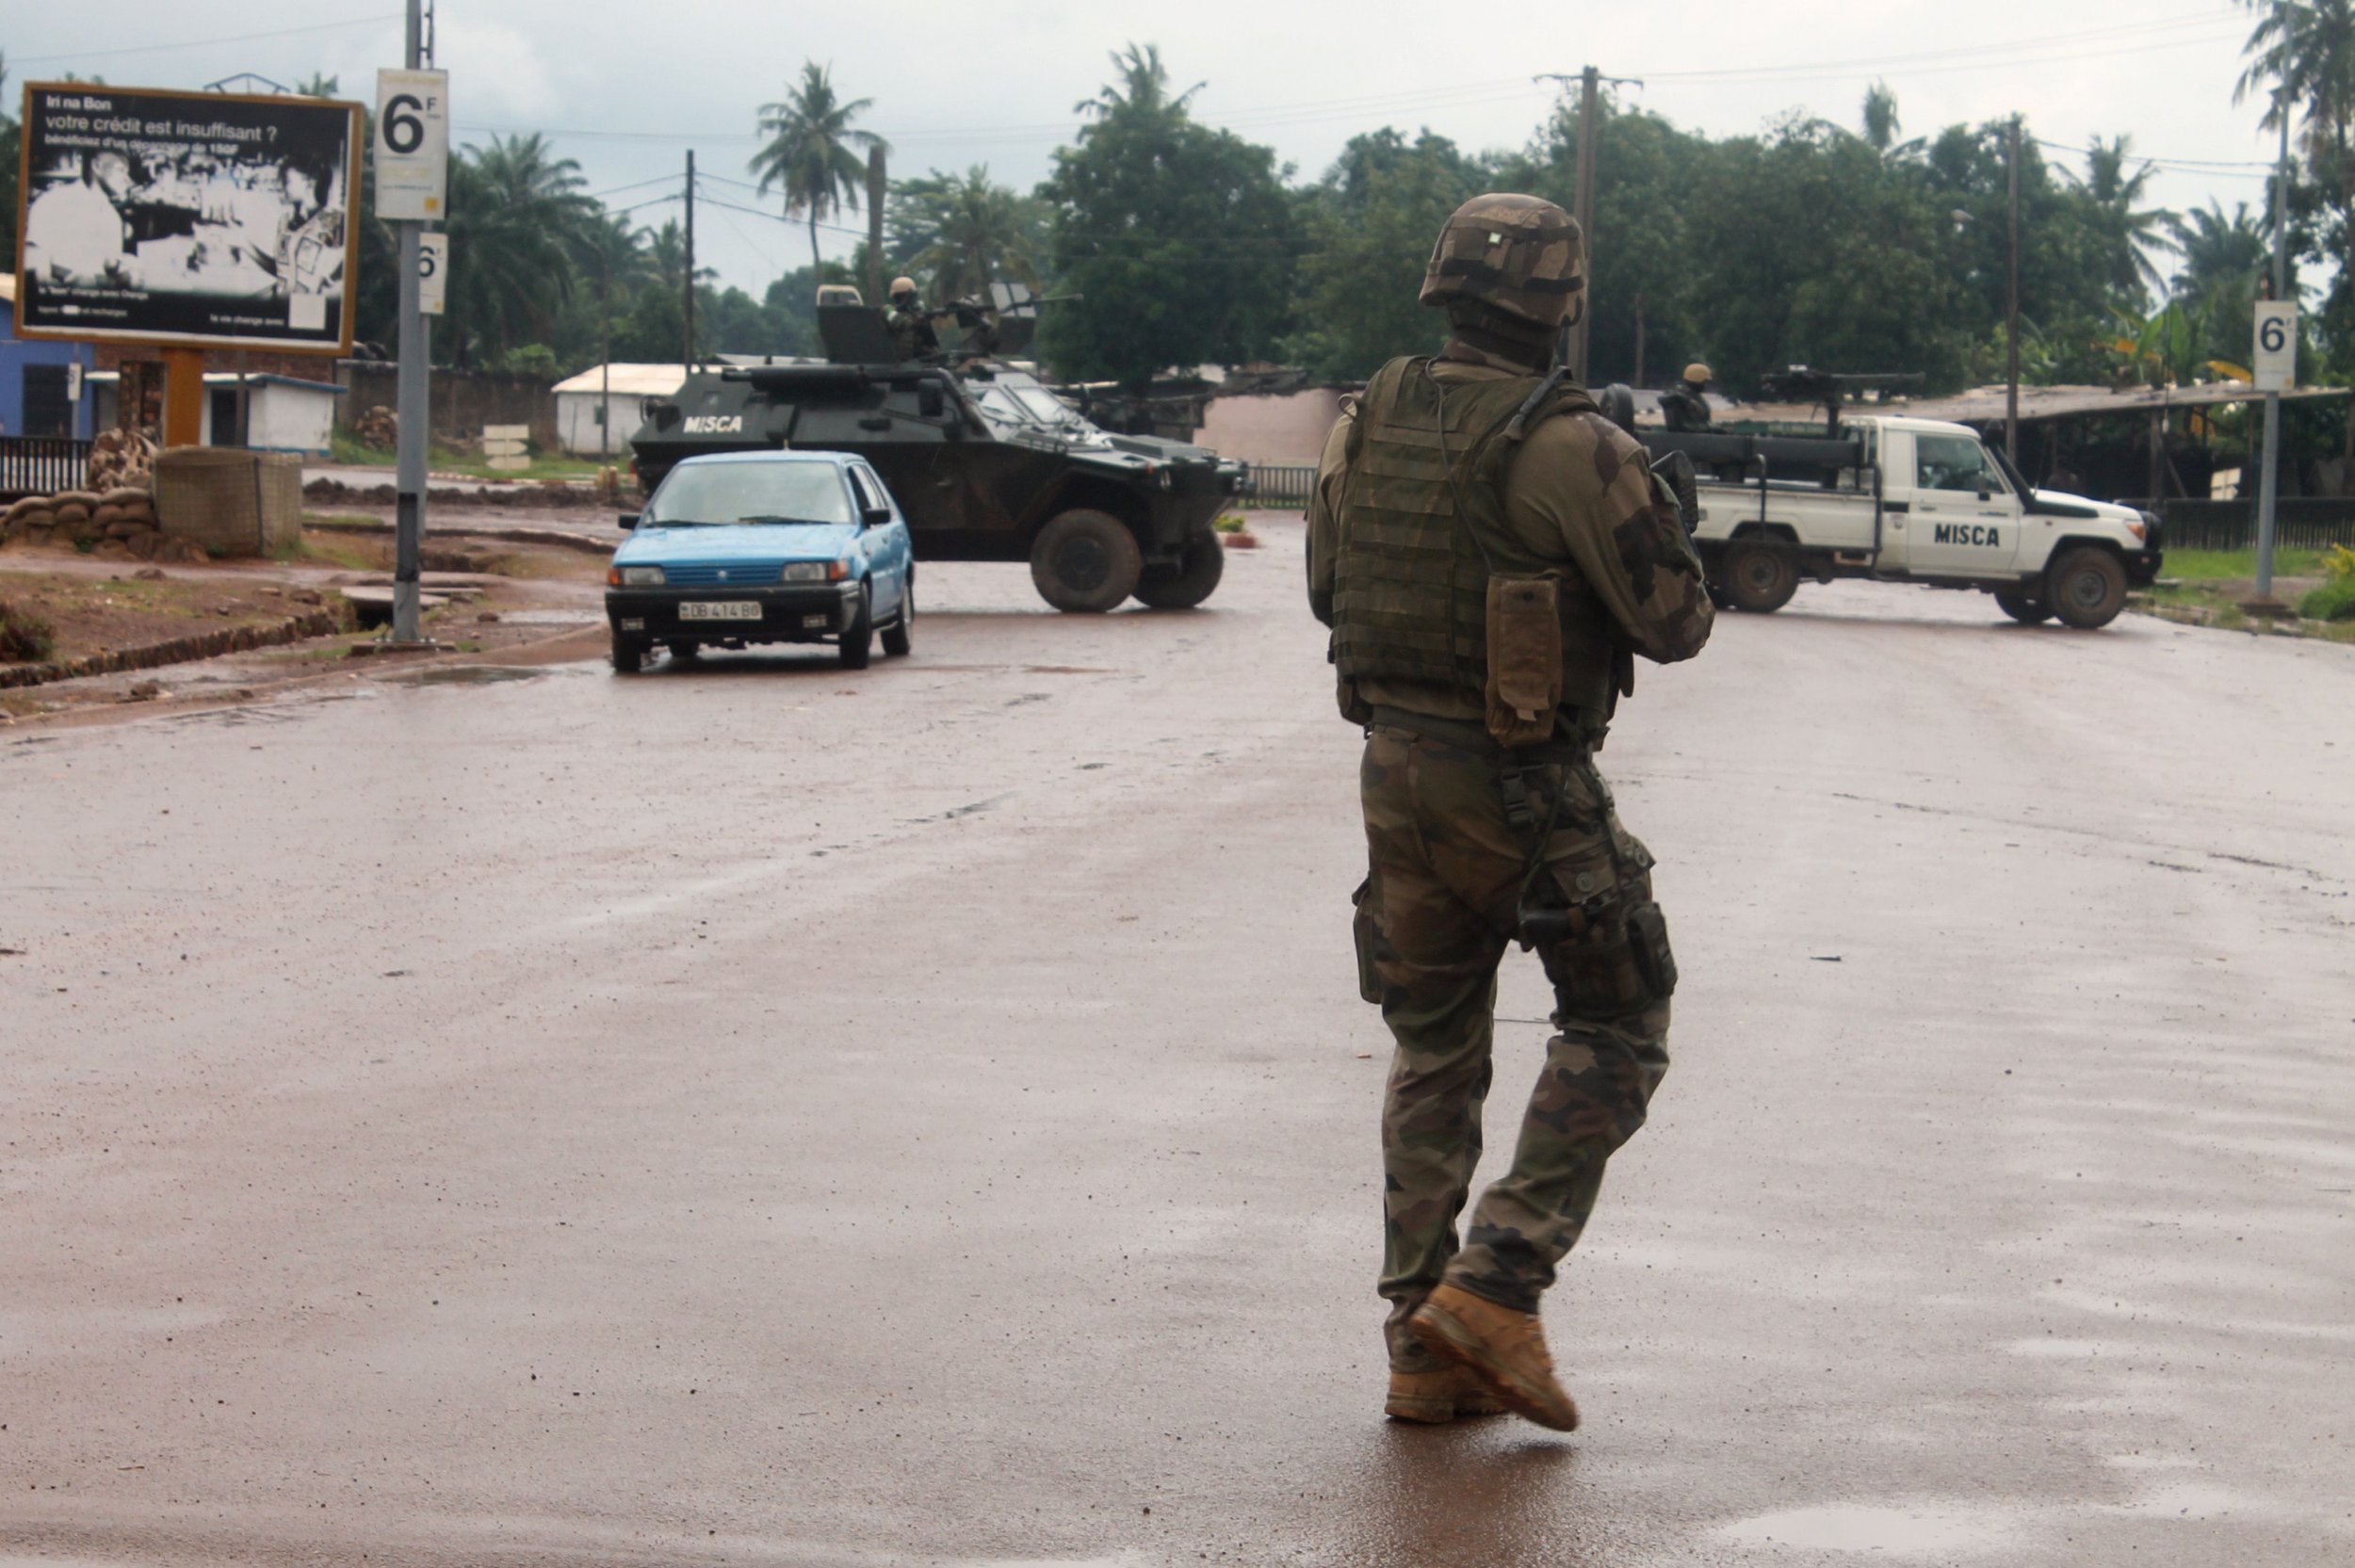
1242, 463, 1317, 510
2152, 499, 2355, 553
0, 437, 93, 502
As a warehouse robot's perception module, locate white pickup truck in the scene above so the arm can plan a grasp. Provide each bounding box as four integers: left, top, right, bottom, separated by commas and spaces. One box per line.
1644, 415, 2163, 628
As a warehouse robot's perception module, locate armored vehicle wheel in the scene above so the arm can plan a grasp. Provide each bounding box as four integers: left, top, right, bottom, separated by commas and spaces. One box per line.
1722, 542, 1798, 613
1030, 509, 1143, 613
667, 639, 702, 659
610, 630, 645, 674
838, 584, 874, 669
883, 574, 914, 656
2046, 546, 2128, 630
1993, 590, 2053, 625
1131, 533, 1226, 610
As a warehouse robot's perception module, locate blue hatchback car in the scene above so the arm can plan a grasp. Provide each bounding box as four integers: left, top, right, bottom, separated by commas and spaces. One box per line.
605, 450, 914, 672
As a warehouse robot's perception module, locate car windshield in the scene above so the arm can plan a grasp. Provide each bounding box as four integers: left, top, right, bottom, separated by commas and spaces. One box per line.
644, 462, 853, 525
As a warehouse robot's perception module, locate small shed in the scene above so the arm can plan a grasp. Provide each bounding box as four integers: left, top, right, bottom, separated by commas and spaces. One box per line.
552, 364, 690, 456
86, 371, 344, 457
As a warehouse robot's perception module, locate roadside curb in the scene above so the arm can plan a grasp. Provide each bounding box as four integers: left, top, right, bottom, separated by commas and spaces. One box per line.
0, 606, 358, 690
305, 515, 613, 557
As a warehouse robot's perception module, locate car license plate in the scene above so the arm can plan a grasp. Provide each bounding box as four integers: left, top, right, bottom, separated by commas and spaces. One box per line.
680, 601, 760, 622
802, 613, 829, 629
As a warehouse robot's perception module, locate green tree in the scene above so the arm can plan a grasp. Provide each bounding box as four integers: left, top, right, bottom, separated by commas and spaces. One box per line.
294, 73, 341, 98
2071, 135, 2174, 301
0, 54, 19, 273
749, 62, 886, 275
442, 134, 599, 365
2236, 0, 2355, 172
1287, 129, 1494, 380
887, 166, 1047, 301
1038, 43, 1298, 386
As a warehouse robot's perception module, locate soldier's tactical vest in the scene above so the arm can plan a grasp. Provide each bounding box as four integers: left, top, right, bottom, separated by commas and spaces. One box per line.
1331, 355, 1618, 736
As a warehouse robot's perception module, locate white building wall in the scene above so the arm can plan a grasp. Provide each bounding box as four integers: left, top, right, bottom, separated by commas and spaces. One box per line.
1194, 389, 1346, 471
558, 391, 641, 457
247, 386, 339, 455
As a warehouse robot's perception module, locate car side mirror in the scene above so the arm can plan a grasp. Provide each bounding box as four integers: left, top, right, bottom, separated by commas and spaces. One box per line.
1977, 488, 1991, 502
618, 512, 640, 529
862, 503, 893, 526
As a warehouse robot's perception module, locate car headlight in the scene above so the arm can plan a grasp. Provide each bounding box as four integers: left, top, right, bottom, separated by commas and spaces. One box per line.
619, 565, 665, 587
782, 561, 828, 583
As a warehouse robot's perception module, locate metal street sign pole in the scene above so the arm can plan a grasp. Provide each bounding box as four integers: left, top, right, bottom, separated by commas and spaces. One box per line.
2255, 110, 2291, 606
391, 0, 433, 642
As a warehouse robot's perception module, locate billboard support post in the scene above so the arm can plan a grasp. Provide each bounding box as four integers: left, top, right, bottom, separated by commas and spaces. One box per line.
162, 348, 205, 447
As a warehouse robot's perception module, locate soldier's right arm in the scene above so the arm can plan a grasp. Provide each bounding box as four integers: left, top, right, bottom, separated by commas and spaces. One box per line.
1305, 408, 1355, 628
1506, 412, 1714, 665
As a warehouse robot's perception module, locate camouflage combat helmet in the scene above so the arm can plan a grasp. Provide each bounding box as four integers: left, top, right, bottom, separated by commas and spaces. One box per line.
1684, 362, 1712, 384
889, 276, 918, 301
1419, 193, 1585, 330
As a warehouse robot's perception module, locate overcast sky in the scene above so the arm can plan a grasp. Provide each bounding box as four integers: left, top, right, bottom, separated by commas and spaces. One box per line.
9, 0, 2291, 298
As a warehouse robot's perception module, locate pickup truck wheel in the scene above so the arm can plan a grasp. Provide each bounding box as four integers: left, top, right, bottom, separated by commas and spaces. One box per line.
1031, 509, 1144, 613
609, 630, 644, 674
1722, 542, 1798, 613
2046, 547, 2128, 629
1993, 590, 2053, 625
882, 574, 914, 656
838, 585, 873, 669
1131, 533, 1226, 609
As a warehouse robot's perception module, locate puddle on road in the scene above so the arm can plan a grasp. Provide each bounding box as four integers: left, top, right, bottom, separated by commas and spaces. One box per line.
1717, 1500, 2024, 1555
407, 665, 555, 686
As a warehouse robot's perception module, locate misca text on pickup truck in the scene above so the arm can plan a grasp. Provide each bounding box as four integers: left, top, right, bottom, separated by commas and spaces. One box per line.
1647, 416, 2162, 629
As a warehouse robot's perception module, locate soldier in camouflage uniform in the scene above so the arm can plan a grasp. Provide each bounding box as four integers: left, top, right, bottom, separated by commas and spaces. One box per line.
1307, 193, 1714, 1430
885, 277, 939, 362
1659, 362, 1714, 432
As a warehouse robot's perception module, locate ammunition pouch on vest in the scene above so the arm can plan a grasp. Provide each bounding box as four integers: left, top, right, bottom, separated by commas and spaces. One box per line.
1329, 356, 1618, 744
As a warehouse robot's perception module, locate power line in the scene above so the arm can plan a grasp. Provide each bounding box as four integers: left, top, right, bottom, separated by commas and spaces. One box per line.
12, 12, 400, 68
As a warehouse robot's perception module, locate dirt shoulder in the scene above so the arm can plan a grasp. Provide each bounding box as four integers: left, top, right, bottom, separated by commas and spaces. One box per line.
0, 512, 610, 725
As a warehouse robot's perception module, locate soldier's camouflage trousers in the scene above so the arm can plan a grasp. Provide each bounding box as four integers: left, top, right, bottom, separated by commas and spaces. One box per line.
1356, 725, 1673, 1371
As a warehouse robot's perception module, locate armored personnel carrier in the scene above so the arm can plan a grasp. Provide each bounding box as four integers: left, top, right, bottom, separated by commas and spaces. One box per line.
629, 289, 1242, 612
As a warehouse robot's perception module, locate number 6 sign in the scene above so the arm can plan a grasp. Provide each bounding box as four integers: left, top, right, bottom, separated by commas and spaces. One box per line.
375, 69, 449, 221
2253, 300, 2297, 392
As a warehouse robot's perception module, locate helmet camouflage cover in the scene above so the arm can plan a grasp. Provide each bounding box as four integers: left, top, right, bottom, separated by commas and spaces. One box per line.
1419, 193, 1585, 330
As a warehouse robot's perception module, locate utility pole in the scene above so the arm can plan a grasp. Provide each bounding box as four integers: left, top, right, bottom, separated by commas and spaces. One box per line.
2006, 114, 2022, 471
866, 146, 887, 306
2254, 108, 2291, 605
391, 0, 433, 644
683, 150, 697, 367
1572, 64, 1600, 385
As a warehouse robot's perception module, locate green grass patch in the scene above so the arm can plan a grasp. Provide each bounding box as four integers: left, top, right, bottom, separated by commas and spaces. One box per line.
330, 428, 603, 483
2162, 547, 2327, 582
0, 599, 57, 662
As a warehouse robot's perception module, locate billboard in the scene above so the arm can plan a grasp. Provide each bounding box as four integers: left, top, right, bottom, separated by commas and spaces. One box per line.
12, 82, 363, 353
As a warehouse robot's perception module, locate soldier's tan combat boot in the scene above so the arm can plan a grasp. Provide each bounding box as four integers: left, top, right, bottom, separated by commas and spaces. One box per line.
1384, 1363, 1507, 1424
1407, 1282, 1580, 1431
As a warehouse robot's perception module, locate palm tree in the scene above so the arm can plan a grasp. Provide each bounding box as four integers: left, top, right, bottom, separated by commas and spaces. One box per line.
2072, 135, 2175, 299
893, 167, 1044, 300
2235, 0, 2355, 174
1074, 42, 1202, 130
294, 73, 341, 98
2170, 201, 2273, 297
749, 62, 886, 275
444, 134, 598, 364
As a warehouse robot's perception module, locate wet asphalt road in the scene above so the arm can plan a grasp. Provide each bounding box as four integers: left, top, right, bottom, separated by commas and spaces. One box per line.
4, 520, 2351, 1567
